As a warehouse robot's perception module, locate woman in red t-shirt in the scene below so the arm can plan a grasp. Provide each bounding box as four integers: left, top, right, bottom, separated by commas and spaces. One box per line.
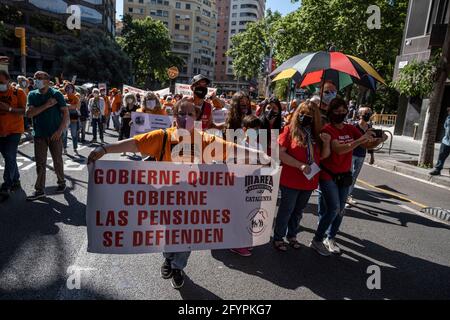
273, 100, 331, 251
310, 98, 378, 257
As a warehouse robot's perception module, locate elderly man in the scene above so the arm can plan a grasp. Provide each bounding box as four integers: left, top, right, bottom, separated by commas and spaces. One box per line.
26, 71, 69, 201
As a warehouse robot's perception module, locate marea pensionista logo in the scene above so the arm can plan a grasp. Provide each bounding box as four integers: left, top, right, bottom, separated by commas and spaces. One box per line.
247, 208, 268, 236
244, 175, 273, 202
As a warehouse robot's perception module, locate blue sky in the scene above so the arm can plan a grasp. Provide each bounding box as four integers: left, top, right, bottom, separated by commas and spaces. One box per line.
115, 0, 300, 20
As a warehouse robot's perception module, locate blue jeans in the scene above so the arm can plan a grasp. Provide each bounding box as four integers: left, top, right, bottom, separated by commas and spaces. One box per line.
163, 251, 191, 270
63, 121, 79, 150
112, 114, 120, 131
435, 143, 450, 171
274, 185, 313, 241
349, 156, 365, 195
314, 179, 350, 241
0, 133, 21, 188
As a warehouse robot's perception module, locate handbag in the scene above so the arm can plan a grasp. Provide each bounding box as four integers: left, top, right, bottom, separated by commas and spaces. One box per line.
320, 165, 353, 188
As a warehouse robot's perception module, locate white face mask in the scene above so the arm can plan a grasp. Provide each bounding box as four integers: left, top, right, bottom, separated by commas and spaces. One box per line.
34, 79, 45, 90
21, 81, 27, 88
146, 100, 157, 109
0, 84, 8, 92
126, 98, 134, 105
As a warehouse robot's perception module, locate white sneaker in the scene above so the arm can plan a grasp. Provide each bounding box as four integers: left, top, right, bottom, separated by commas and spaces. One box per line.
324, 238, 341, 254
309, 240, 331, 256
347, 196, 357, 205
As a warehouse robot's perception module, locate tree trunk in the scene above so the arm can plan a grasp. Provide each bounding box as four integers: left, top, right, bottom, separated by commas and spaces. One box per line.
418, 12, 450, 167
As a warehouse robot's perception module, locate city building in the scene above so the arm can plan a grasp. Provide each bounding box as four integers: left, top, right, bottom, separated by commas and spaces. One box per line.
0, 0, 116, 78
393, 0, 449, 141
214, 0, 265, 95
124, 0, 218, 84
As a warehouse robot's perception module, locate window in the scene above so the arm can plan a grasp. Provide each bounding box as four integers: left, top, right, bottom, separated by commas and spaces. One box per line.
186, 4, 191, 9
176, 2, 181, 8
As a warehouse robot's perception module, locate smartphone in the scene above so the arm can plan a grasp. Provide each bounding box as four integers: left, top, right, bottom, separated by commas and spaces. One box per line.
372, 129, 383, 138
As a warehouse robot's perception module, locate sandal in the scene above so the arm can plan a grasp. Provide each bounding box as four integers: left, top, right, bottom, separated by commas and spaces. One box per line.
288, 239, 302, 249
273, 241, 288, 252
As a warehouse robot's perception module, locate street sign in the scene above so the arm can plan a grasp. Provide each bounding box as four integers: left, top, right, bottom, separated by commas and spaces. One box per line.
167, 66, 179, 79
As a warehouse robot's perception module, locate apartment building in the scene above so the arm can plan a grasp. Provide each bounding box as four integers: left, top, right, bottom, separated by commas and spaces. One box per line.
124, 0, 218, 84
214, 0, 265, 94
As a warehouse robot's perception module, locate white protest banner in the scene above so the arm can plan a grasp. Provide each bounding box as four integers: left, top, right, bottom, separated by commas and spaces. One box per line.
86, 161, 281, 254
175, 83, 217, 97
154, 87, 171, 97
98, 83, 107, 92
130, 112, 173, 136
123, 84, 147, 96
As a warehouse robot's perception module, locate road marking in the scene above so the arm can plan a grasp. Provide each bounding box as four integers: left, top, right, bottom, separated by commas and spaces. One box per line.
356, 179, 427, 209
399, 205, 450, 226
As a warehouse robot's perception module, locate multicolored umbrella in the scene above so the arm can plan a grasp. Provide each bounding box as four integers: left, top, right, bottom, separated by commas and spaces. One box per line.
271, 51, 385, 91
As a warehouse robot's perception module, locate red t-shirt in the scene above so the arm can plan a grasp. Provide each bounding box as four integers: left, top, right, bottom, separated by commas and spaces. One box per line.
279, 126, 320, 191
320, 123, 362, 180
199, 101, 212, 130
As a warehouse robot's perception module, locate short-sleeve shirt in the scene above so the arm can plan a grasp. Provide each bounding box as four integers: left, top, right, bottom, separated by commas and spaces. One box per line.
134, 127, 235, 163
320, 123, 363, 181
28, 87, 67, 138
0, 87, 26, 136
279, 126, 320, 191
352, 122, 372, 158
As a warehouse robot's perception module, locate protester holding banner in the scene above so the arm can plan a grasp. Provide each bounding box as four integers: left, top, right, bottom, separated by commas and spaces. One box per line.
87, 98, 270, 289
138, 91, 167, 116
310, 98, 381, 256
274, 100, 331, 251
119, 93, 139, 155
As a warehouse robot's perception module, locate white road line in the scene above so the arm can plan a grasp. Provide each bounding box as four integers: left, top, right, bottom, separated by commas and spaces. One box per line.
399, 205, 450, 226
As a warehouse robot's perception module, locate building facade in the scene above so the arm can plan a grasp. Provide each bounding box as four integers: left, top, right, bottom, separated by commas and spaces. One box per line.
0, 0, 116, 78
124, 0, 218, 84
393, 0, 450, 141
214, 0, 265, 94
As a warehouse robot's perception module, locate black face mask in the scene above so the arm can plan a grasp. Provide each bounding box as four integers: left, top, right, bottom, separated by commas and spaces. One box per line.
362, 114, 372, 122
330, 113, 347, 124
194, 86, 207, 99
299, 114, 313, 127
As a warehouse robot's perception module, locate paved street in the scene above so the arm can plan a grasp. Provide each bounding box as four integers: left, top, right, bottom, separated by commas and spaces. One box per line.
0, 129, 449, 300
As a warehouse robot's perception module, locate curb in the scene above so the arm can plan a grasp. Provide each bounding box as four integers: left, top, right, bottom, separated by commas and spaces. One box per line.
366, 158, 450, 190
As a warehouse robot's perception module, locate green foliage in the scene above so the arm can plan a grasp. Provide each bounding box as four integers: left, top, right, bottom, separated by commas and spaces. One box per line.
274, 79, 290, 100
56, 30, 132, 86
118, 14, 183, 88
391, 57, 438, 98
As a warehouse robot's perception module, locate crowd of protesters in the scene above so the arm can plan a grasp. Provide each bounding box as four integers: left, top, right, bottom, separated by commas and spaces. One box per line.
1, 69, 419, 290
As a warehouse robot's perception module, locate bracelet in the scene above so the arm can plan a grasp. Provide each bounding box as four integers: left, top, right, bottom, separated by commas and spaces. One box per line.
101, 145, 107, 154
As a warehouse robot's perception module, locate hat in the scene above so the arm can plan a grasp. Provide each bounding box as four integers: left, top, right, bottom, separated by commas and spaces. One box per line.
191, 74, 210, 86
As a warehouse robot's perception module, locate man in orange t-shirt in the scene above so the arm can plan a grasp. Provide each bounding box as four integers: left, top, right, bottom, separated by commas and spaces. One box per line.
100, 87, 111, 131
111, 88, 122, 131
0, 70, 26, 198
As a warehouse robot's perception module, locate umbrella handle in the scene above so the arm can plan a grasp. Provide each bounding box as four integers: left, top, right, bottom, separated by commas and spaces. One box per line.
319, 73, 325, 107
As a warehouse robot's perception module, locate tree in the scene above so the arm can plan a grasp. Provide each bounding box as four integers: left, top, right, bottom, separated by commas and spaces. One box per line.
117, 14, 183, 88
227, 10, 282, 82
419, 6, 450, 167
55, 30, 132, 86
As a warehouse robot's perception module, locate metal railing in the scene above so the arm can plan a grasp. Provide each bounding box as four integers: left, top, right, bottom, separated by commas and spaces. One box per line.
371, 114, 397, 127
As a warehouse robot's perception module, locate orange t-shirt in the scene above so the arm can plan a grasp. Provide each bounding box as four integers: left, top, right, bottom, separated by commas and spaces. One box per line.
66, 93, 80, 106
133, 127, 236, 163
137, 106, 167, 116
103, 95, 111, 116
111, 94, 122, 113
0, 87, 26, 136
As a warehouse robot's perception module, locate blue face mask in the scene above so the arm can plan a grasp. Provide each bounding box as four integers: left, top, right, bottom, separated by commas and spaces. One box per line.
322, 91, 337, 105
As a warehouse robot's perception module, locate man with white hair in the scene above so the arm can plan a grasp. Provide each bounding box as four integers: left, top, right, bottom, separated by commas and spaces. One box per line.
88, 88, 105, 144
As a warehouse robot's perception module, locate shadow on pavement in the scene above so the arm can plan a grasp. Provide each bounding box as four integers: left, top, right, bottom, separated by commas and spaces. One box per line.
178, 275, 223, 300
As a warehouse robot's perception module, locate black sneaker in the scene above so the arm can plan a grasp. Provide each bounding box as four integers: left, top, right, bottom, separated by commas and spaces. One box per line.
26, 191, 46, 201
429, 169, 441, 176
160, 259, 173, 279
171, 269, 185, 289
55, 184, 67, 194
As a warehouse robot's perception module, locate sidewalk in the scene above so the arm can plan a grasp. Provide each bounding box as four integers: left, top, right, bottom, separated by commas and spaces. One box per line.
368, 126, 450, 189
